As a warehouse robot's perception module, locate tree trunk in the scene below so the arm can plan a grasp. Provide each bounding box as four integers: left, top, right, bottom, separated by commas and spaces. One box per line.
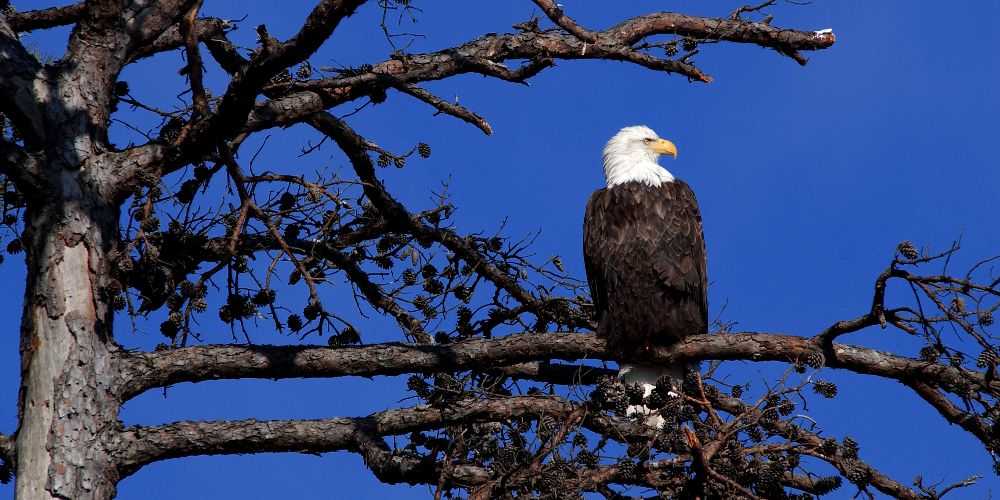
15, 165, 121, 499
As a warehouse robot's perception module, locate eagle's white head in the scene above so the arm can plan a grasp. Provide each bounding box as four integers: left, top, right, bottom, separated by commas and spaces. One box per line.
602, 125, 678, 188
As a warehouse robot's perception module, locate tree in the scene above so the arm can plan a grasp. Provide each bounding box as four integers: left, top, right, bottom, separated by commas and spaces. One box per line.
0, 1, 994, 499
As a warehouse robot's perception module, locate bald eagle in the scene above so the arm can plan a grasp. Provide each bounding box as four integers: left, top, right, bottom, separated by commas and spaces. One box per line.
583, 125, 708, 426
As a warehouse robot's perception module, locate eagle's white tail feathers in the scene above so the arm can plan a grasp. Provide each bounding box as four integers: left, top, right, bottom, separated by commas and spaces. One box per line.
618, 363, 685, 429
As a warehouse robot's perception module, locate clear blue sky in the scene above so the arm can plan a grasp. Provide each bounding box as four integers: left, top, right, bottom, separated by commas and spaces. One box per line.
4, 1, 999, 498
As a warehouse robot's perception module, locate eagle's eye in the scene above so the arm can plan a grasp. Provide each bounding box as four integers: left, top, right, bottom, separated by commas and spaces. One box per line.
642, 137, 654, 143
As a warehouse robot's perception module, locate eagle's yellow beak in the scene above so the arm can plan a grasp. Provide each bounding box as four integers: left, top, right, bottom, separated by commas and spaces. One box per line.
649, 138, 678, 158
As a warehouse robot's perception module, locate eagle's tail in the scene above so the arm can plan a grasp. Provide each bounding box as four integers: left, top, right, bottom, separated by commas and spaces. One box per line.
618, 362, 687, 429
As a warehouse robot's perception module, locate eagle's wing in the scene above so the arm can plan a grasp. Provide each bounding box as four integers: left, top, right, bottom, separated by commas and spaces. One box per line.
583, 188, 609, 330
647, 180, 708, 333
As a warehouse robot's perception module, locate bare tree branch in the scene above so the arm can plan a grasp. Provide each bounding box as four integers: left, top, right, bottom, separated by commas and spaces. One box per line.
240, 10, 834, 135
171, 0, 366, 156
0, 138, 43, 195
116, 396, 595, 477
0, 19, 44, 146
180, 0, 208, 117
907, 380, 991, 449
308, 113, 547, 311
319, 242, 431, 343
531, 0, 598, 43
6, 2, 85, 32
395, 84, 493, 135
124, 0, 202, 47
117, 331, 994, 403
117, 7, 835, 191
128, 17, 234, 63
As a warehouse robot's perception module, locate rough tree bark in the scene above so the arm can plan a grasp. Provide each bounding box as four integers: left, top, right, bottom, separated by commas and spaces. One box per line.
17, 168, 121, 499
12, 59, 127, 500
0, 2, 990, 500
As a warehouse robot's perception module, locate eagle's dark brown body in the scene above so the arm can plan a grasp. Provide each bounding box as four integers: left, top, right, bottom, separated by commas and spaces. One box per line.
583, 180, 708, 357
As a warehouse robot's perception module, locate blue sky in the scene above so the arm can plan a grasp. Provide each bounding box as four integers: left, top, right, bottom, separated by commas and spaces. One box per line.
4, 1, 999, 498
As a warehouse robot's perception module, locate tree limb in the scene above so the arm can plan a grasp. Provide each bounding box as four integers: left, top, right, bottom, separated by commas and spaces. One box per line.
531, 0, 597, 43
127, 17, 235, 63
308, 113, 547, 311
117, 331, 994, 404
711, 392, 922, 499
6, 2, 84, 32
117, 7, 834, 188
240, 8, 835, 134
172, 0, 366, 158
395, 84, 493, 135
906, 380, 991, 449
115, 396, 603, 478
0, 138, 43, 196
0, 19, 44, 146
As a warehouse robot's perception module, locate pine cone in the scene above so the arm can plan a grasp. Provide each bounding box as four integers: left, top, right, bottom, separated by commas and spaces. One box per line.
190, 296, 207, 312
819, 438, 838, 456
452, 285, 472, 303
159, 319, 179, 338
375, 256, 393, 270
269, 70, 292, 85
402, 269, 418, 286
412, 295, 429, 310
813, 380, 838, 399
841, 436, 859, 459
576, 450, 598, 468
420, 263, 437, 279
977, 350, 998, 369
303, 301, 323, 320
286, 314, 303, 332
252, 289, 276, 306
980, 310, 995, 326
615, 460, 637, 480
919, 345, 940, 362
624, 383, 644, 405
844, 460, 870, 486
804, 350, 825, 369
456, 306, 472, 325
423, 278, 444, 295
897, 240, 919, 260
278, 192, 296, 211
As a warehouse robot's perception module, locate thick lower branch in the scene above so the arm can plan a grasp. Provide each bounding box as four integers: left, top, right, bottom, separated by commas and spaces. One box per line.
118, 331, 992, 403
115, 393, 861, 496
115, 396, 605, 478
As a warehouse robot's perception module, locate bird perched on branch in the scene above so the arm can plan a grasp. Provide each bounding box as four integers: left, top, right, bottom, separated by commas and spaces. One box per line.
583, 125, 708, 427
